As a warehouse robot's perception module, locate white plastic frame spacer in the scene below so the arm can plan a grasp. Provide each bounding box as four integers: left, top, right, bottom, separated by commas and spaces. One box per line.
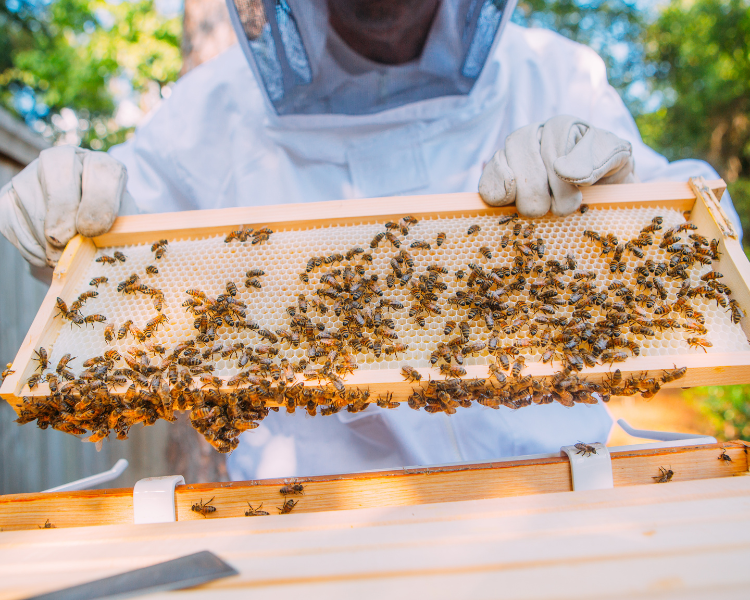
133, 475, 185, 524
560, 443, 613, 492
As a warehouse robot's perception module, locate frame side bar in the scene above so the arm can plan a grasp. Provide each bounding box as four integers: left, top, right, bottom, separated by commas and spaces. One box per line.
0, 236, 98, 407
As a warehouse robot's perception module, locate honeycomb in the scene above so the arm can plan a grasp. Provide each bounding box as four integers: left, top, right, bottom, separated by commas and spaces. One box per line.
47, 205, 750, 379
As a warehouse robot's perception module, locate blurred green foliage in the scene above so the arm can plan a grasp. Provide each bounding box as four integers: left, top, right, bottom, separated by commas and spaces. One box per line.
514, 1, 645, 97
635, 0, 750, 249
1, 0, 181, 149
684, 386, 750, 441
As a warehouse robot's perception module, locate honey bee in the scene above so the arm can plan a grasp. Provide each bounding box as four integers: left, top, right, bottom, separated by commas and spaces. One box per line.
278, 499, 298, 514
84, 314, 107, 327
385, 232, 401, 248
33, 347, 49, 372
191, 497, 217, 517
251, 229, 272, 244
436, 232, 446, 247
245, 277, 262, 289
498, 213, 518, 225
709, 239, 720, 259
1, 363, 14, 382
444, 320, 456, 335
686, 337, 712, 352
653, 466, 674, 483
146, 314, 169, 333
579, 204, 589, 214
297, 294, 308, 314
95, 255, 117, 264
479, 246, 492, 259
455, 270, 466, 279
467, 224, 480, 235
439, 364, 466, 378
719, 449, 732, 463
511, 357, 525, 377
661, 367, 687, 383
601, 351, 628, 364
583, 230, 600, 242
401, 365, 422, 382
145, 265, 158, 275
39, 519, 56, 529
113, 251, 127, 262
224, 281, 237, 297
728, 299, 745, 324
574, 442, 597, 457
245, 502, 269, 516
152, 239, 168, 258
27, 373, 44, 389
410, 240, 431, 249
258, 329, 278, 344
89, 276, 108, 287
280, 483, 304, 495
345, 247, 365, 260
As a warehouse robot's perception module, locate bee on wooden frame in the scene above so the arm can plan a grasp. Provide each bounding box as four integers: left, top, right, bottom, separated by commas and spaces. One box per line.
653, 467, 674, 483
278, 499, 298, 514
280, 482, 304, 495
245, 502, 269, 517
191, 497, 217, 517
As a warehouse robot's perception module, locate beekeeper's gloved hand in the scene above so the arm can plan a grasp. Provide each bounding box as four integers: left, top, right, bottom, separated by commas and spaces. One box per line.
478, 115, 637, 217
0, 146, 134, 268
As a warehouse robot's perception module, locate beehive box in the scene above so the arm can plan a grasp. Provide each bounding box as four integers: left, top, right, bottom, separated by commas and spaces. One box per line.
2, 178, 750, 452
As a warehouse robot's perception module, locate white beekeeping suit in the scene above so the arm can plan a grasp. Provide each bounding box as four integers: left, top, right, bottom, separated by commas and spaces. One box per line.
0, 0, 739, 479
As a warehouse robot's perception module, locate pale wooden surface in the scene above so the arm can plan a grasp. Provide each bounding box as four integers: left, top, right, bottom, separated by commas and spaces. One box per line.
0, 235, 97, 405
2, 475, 750, 600
1, 442, 745, 531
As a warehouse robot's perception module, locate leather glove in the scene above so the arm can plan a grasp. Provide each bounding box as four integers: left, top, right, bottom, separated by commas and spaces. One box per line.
478, 115, 637, 217
0, 146, 132, 268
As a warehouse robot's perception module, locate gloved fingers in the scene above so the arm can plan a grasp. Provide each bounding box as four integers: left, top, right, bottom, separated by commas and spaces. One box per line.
39, 146, 84, 249
44, 242, 66, 267
478, 149, 516, 206
505, 123, 551, 217
540, 115, 583, 216
0, 180, 48, 268
77, 151, 127, 237
596, 156, 638, 185
553, 125, 633, 187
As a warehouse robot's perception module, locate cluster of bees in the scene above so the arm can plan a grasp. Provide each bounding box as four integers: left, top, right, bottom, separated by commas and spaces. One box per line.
9, 205, 745, 453
225, 226, 274, 245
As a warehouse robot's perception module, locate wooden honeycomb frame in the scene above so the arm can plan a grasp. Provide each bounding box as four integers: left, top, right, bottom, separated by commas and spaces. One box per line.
2, 177, 749, 412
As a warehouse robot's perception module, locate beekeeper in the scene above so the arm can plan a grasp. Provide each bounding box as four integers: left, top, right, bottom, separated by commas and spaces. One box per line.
0, 0, 740, 479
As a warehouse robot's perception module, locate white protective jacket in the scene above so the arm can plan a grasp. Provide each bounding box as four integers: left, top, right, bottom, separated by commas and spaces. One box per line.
110, 22, 734, 480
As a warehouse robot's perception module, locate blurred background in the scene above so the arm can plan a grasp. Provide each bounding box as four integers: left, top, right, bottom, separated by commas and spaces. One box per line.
0, 0, 748, 493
